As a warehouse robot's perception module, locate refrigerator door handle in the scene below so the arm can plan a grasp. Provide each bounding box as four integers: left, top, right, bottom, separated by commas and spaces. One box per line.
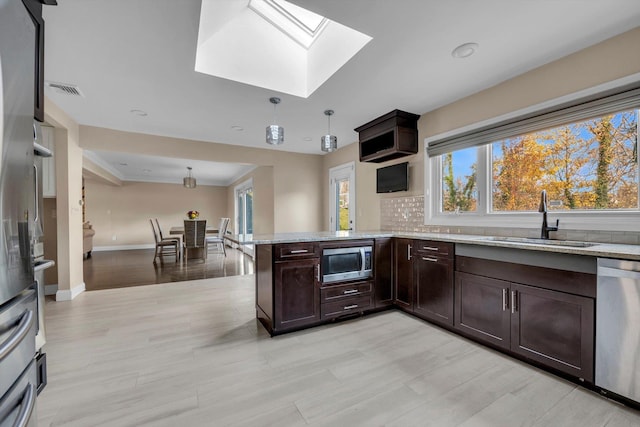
12, 383, 37, 427
33, 164, 39, 223
0, 310, 35, 360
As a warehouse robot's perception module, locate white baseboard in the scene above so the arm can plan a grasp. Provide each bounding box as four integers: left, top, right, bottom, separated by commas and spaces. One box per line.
93, 244, 155, 251
56, 282, 86, 301
44, 284, 58, 296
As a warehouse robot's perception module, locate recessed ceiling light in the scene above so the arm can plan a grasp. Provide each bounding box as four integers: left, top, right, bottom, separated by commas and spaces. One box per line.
130, 109, 148, 116
451, 42, 479, 59
231, 125, 244, 131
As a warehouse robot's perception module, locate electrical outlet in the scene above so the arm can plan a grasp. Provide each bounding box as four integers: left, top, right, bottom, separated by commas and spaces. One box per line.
112, 235, 117, 241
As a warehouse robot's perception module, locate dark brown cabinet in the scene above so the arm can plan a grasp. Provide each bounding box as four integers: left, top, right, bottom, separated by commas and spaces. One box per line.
510, 282, 594, 382
320, 281, 373, 320
414, 242, 454, 326
455, 257, 595, 382
455, 272, 511, 350
274, 257, 320, 331
355, 110, 420, 163
393, 238, 413, 309
374, 238, 393, 308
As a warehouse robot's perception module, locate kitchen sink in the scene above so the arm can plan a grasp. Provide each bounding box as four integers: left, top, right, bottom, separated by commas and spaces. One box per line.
481, 236, 598, 248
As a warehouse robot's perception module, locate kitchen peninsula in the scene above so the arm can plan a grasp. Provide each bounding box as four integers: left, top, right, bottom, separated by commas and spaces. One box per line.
248, 230, 640, 406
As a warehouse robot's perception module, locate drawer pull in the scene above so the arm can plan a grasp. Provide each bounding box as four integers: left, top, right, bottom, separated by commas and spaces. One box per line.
343, 289, 359, 295
422, 246, 439, 251
422, 257, 438, 262
0, 310, 34, 360
289, 249, 309, 254
344, 304, 358, 310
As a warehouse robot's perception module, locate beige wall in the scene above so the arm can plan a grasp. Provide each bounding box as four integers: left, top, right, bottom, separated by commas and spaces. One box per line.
79, 126, 324, 234
44, 99, 84, 296
85, 180, 228, 247
322, 135, 424, 232
421, 27, 640, 139
227, 166, 274, 235
324, 27, 640, 232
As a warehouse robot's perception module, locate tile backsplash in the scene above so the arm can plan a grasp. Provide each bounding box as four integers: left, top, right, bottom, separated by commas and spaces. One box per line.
380, 195, 640, 245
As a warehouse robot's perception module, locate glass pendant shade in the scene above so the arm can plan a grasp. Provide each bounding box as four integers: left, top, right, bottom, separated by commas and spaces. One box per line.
320, 109, 337, 152
321, 134, 337, 152
266, 124, 284, 145
183, 167, 196, 189
266, 97, 284, 145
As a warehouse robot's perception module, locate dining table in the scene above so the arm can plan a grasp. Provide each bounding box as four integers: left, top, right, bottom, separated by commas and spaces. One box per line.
169, 226, 219, 235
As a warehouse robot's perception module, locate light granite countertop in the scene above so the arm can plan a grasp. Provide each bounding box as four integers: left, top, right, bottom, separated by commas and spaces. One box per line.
226, 231, 640, 261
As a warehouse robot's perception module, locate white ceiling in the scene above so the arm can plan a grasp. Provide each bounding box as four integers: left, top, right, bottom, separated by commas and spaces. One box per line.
43, 0, 640, 182
84, 150, 256, 186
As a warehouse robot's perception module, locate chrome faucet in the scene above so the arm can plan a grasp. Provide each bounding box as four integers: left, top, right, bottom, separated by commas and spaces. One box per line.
538, 190, 559, 239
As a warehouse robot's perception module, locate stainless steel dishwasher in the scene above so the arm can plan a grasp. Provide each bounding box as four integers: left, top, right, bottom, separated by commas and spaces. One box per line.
596, 258, 640, 402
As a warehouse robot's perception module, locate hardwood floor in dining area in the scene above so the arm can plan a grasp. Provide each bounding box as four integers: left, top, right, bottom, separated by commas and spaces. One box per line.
83, 247, 254, 291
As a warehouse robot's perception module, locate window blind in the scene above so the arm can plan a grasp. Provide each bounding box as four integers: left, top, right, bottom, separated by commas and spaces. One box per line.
426, 83, 640, 157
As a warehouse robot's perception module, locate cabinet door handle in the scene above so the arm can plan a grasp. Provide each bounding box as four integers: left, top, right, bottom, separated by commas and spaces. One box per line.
290, 249, 308, 254
511, 290, 517, 314
422, 257, 438, 262
343, 289, 358, 295
502, 289, 508, 311
422, 246, 439, 251
408, 244, 412, 260
344, 304, 358, 310
316, 264, 321, 282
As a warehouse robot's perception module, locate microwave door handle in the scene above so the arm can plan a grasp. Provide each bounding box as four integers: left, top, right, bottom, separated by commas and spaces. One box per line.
360, 247, 365, 273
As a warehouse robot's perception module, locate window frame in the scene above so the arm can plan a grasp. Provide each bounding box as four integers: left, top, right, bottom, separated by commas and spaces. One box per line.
425, 77, 640, 232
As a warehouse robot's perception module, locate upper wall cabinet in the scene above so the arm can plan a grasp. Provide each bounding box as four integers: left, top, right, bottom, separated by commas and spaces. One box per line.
355, 110, 420, 163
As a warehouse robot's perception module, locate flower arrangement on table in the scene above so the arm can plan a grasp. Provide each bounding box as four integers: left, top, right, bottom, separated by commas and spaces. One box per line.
187, 210, 199, 219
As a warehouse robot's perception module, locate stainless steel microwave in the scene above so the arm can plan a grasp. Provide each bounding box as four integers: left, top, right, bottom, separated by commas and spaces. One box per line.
322, 246, 373, 284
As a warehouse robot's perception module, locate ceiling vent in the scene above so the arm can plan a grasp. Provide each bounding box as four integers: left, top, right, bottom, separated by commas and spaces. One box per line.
45, 81, 84, 97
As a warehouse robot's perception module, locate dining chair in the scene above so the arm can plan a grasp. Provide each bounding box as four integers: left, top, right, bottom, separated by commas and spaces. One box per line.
150, 219, 179, 264
155, 218, 181, 253
206, 217, 230, 256
183, 219, 207, 262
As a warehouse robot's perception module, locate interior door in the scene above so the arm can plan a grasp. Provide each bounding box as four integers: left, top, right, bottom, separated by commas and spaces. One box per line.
329, 162, 355, 231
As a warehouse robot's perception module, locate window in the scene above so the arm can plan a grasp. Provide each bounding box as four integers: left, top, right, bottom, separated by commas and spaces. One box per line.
426, 82, 640, 231
441, 147, 478, 213
329, 162, 356, 231
491, 110, 638, 212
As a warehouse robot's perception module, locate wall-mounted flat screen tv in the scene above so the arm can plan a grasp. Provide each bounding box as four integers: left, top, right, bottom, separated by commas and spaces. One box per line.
376, 162, 408, 193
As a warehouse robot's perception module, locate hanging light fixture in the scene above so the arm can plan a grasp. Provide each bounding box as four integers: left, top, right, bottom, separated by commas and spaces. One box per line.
266, 97, 284, 145
183, 166, 196, 189
320, 109, 337, 152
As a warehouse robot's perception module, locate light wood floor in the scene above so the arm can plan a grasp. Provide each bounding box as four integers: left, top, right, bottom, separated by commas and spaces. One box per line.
38, 275, 640, 426
83, 248, 254, 291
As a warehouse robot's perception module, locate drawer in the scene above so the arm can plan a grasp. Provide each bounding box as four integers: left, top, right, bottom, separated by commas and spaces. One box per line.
321, 295, 373, 319
0, 359, 37, 427
414, 240, 453, 257
321, 281, 372, 303
274, 242, 319, 261
0, 290, 37, 398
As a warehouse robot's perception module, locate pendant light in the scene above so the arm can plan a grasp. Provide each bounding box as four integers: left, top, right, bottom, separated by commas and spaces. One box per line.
266, 97, 284, 145
183, 166, 196, 189
320, 109, 337, 152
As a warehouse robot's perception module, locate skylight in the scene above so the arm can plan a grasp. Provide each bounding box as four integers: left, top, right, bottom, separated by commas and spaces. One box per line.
249, 0, 328, 49
195, 0, 372, 98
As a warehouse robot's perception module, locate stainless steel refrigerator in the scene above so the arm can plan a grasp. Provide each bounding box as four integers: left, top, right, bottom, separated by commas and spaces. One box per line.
0, 0, 41, 425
